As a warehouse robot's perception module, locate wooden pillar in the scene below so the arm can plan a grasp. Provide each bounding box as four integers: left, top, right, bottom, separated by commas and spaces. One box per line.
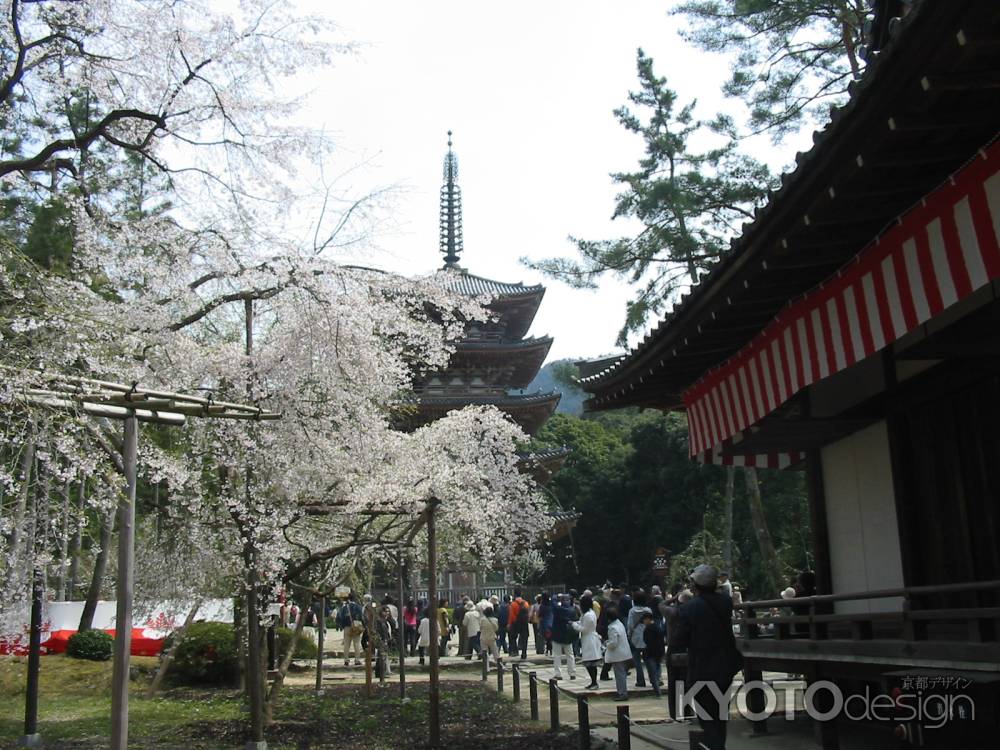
398, 554, 406, 699
21, 457, 47, 749
245, 548, 266, 747
111, 414, 138, 750
22, 564, 44, 747
427, 505, 440, 748
315, 595, 325, 695
805, 449, 833, 597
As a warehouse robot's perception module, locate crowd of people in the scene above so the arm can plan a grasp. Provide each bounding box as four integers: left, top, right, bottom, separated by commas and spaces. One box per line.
309, 566, 818, 750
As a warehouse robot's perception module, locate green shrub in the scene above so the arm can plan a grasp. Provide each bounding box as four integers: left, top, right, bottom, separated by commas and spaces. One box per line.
66, 629, 114, 661
276, 627, 317, 660
168, 621, 237, 685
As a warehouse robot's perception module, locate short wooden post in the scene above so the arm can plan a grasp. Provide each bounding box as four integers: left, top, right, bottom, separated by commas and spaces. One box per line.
512, 664, 521, 702
549, 678, 559, 731
529, 671, 539, 721
496, 658, 504, 693
616, 704, 631, 750
481, 649, 488, 681
577, 695, 590, 749
744, 665, 768, 736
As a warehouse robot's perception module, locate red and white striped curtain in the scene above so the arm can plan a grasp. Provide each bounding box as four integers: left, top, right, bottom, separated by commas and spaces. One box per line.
684, 136, 1000, 465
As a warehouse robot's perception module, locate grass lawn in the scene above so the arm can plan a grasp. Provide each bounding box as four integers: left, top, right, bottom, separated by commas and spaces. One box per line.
0, 656, 578, 749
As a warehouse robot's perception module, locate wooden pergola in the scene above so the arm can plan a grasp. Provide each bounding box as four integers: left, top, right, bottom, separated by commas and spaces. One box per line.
8, 367, 279, 750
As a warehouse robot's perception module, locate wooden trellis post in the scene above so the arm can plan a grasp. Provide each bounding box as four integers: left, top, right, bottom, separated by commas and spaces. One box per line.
110, 414, 138, 750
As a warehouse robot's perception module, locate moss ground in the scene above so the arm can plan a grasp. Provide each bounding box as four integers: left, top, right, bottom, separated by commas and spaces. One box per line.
0, 656, 577, 749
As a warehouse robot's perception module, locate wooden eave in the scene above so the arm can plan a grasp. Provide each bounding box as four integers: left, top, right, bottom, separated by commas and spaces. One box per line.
414, 391, 562, 436
582, 0, 1000, 413
487, 289, 546, 342
449, 336, 554, 389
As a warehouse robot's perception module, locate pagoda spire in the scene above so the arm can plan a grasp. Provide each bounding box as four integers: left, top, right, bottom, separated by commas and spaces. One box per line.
439, 130, 464, 269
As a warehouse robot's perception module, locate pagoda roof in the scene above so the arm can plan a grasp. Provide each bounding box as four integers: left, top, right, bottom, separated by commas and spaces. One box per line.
581, 0, 1000, 412
546, 508, 580, 542
450, 336, 553, 389
416, 391, 561, 436
442, 270, 545, 299
517, 445, 572, 486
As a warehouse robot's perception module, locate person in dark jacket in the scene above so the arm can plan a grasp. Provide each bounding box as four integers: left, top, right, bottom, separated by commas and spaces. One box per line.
673, 565, 743, 749
664, 589, 694, 721
497, 595, 511, 654
550, 593, 578, 679
640, 611, 665, 697
538, 592, 554, 656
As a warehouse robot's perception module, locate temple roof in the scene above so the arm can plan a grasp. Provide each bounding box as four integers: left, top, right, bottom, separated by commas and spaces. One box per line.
580, 0, 1000, 412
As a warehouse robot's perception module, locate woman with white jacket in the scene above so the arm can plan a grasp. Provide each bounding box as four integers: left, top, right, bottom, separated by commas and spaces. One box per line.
602, 604, 633, 700
571, 594, 602, 689
417, 611, 431, 665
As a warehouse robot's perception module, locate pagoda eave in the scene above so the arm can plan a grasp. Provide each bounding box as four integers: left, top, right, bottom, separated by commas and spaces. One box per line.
450, 336, 554, 389
517, 445, 572, 486
414, 391, 561, 436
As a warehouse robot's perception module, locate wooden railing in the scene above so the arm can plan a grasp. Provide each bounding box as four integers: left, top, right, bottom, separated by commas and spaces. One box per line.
737, 579, 1000, 646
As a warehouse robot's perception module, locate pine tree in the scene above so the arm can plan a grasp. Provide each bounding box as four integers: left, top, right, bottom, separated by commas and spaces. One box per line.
524, 49, 773, 345
673, 0, 868, 142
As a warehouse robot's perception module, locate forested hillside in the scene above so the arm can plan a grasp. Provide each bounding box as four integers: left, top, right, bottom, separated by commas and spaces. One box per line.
530, 398, 812, 599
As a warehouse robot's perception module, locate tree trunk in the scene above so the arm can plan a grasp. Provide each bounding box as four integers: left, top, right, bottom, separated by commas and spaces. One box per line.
264, 607, 306, 723
6, 439, 35, 571
54, 479, 71, 601
234, 595, 247, 692
146, 601, 200, 697
722, 466, 735, 572
743, 468, 783, 596
79, 506, 115, 632
67, 479, 85, 601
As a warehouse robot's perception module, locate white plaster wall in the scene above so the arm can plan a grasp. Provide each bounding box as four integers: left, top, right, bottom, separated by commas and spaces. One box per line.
821, 421, 905, 614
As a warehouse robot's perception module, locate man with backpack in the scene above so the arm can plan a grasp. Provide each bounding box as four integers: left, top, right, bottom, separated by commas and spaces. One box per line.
625, 591, 651, 688
507, 589, 531, 659
336, 593, 364, 666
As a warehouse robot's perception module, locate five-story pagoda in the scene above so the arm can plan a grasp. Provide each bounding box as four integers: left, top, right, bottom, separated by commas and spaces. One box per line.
411, 133, 563, 439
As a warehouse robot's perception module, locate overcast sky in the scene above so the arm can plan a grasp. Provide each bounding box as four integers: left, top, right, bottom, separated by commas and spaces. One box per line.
291, 1, 801, 363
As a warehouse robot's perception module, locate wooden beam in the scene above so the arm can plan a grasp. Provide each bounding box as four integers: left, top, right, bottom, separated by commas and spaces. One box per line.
955, 29, 1000, 53
921, 71, 1000, 91
887, 113, 993, 132
866, 150, 972, 169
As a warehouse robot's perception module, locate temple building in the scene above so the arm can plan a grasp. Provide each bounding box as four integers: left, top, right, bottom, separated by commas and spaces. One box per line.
581, 1, 999, 747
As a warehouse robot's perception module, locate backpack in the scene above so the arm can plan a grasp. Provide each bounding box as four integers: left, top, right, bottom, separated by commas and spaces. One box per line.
515, 599, 530, 627
630, 621, 646, 649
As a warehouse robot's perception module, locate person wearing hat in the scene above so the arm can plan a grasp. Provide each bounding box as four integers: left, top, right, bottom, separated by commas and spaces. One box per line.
672, 564, 743, 749
462, 599, 482, 660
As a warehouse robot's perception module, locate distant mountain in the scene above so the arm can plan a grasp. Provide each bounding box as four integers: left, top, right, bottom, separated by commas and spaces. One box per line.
511, 359, 586, 416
